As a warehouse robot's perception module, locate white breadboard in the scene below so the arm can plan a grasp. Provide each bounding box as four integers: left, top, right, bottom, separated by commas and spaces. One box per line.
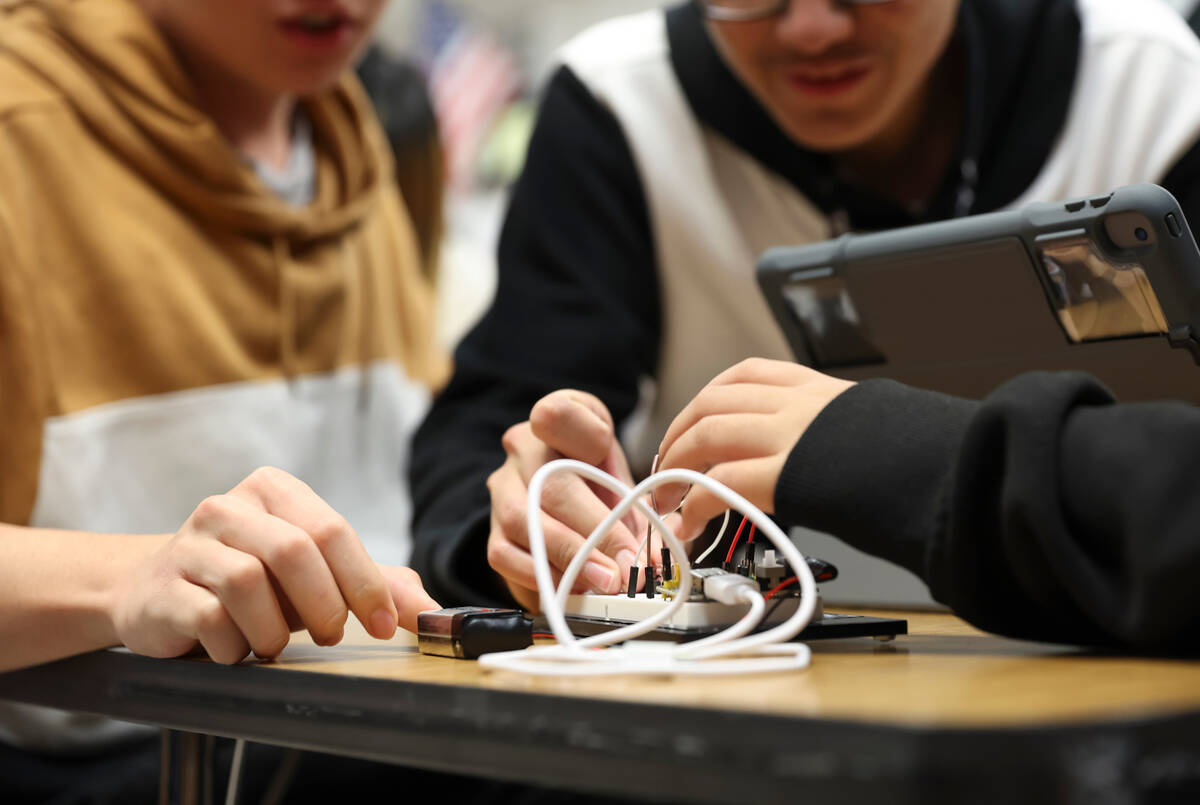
563, 592, 822, 630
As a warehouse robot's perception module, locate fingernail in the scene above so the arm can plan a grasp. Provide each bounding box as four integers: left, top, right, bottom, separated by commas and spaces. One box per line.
423, 598, 442, 612
616, 550, 638, 574
317, 627, 345, 647
370, 608, 397, 638
583, 561, 616, 594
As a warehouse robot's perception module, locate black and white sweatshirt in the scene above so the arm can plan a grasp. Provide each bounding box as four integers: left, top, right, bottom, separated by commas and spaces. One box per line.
412, 0, 1200, 647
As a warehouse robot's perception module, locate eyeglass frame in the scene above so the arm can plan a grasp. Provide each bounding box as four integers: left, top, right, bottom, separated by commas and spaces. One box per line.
699, 0, 895, 23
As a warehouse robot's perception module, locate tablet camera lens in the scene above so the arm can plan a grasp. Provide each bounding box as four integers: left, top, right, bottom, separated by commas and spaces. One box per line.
1135, 227, 1149, 242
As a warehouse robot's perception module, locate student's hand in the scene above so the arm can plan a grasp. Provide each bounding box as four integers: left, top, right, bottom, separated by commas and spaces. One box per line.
486, 390, 648, 612
109, 467, 440, 664
656, 359, 855, 541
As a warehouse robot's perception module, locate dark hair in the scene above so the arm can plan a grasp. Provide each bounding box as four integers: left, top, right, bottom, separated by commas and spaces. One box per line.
357, 46, 445, 282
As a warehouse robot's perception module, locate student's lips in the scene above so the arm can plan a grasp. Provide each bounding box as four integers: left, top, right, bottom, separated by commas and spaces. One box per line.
277, 15, 358, 51
785, 64, 874, 98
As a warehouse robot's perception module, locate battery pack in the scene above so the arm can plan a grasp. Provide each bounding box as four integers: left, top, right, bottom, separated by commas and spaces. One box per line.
416, 607, 533, 659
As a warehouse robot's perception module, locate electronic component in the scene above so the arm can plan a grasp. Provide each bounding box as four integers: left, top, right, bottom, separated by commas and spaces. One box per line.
662, 566, 733, 602
554, 557, 900, 644
477, 459, 896, 676
700, 571, 758, 605
560, 590, 812, 632
551, 605, 907, 644
417, 607, 532, 659
756, 547, 789, 585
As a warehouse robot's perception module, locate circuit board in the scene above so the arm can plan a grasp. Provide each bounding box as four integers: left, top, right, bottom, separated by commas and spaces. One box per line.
549, 602, 902, 647
562, 590, 811, 630
548, 529, 908, 644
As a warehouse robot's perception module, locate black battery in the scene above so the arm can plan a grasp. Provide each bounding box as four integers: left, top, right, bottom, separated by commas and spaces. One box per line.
416, 607, 533, 660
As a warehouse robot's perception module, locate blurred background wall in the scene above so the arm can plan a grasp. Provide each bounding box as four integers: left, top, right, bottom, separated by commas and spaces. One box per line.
367, 1, 670, 349
377, 1, 668, 86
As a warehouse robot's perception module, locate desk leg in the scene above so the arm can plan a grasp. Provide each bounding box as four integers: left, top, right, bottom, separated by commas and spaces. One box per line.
159, 728, 204, 805
159, 730, 169, 805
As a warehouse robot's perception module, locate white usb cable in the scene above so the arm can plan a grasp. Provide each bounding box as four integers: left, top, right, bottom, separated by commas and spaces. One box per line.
477, 459, 817, 676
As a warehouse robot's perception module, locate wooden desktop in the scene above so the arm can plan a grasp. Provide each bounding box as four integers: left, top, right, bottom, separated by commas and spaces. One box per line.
2, 609, 1199, 802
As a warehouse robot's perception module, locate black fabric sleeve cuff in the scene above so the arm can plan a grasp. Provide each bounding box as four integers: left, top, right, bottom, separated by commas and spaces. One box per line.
774, 379, 978, 578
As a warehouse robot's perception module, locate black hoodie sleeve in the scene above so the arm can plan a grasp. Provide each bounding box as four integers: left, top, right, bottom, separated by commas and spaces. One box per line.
776, 372, 1200, 650
408, 66, 660, 607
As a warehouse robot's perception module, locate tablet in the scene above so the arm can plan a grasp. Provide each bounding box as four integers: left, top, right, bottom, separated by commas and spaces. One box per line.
757, 184, 1200, 401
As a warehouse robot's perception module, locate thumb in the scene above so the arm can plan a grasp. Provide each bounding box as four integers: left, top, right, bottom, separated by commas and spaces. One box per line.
378, 565, 441, 634
530, 390, 616, 467
531, 391, 645, 534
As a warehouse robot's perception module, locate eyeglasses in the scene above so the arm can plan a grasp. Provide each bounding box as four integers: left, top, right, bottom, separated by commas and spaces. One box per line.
700, 0, 894, 23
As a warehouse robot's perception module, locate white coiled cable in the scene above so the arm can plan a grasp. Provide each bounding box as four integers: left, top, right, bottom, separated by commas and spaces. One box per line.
477, 459, 817, 676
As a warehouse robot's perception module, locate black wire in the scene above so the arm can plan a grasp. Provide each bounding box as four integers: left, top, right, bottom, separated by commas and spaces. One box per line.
760, 595, 786, 628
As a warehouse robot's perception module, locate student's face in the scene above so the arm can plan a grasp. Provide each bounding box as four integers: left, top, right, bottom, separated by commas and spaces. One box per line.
706, 0, 960, 153
141, 0, 387, 96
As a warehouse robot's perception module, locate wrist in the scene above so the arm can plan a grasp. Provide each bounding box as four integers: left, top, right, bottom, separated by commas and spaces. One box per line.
0, 525, 171, 670
98, 532, 172, 648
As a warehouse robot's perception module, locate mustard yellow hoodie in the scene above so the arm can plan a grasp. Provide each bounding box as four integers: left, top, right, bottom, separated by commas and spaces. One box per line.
0, 0, 448, 560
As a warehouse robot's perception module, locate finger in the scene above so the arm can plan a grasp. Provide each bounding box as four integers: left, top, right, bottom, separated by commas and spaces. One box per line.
487, 525, 574, 613
178, 537, 290, 659
490, 461, 627, 592
655, 413, 780, 511
377, 565, 440, 633
657, 385, 786, 512
678, 457, 783, 542
536, 470, 643, 570
503, 422, 645, 542
487, 460, 539, 553
231, 468, 397, 640
659, 384, 786, 465
529, 390, 615, 466
705, 357, 823, 390
507, 583, 542, 613
487, 525, 540, 596
528, 508, 622, 594
508, 401, 644, 556
276, 581, 304, 632
167, 579, 253, 665
593, 446, 644, 544
487, 528, 574, 598
193, 493, 347, 645
502, 422, 559, 483
528, 392, 641, 534
660, 512, 686, 547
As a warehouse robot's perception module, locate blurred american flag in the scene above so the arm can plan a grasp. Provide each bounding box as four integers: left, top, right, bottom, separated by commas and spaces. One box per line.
421, 0, 523, 189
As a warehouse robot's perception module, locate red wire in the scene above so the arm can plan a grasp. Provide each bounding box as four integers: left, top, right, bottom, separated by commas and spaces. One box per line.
747, 524, 757, 544
724, 516, 749, 564
763, 576, 798, 600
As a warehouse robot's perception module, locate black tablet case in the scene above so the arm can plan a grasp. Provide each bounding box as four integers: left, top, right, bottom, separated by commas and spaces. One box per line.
757, 184, 1200, 401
